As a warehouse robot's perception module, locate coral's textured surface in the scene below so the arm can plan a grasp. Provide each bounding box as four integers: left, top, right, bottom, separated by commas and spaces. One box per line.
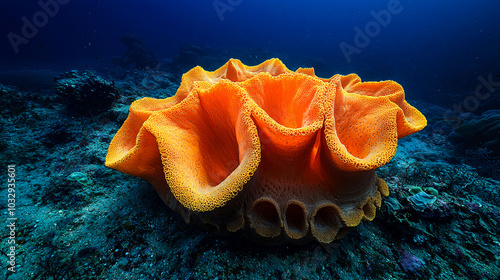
105, 58, 427, 243
2, 58, 499, 279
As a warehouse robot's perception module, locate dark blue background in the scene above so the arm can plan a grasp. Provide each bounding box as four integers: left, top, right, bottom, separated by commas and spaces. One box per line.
1, 0, 499, 102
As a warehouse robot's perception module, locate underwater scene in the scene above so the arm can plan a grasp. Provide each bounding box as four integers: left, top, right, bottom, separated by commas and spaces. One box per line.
1, 0, 499, 279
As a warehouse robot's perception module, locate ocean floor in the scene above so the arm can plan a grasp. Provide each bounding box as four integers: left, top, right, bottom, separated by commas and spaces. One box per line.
1, 65, 499, 280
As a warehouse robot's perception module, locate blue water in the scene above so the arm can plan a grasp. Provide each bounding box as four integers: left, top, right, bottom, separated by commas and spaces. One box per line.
1, 0, 499, 100
1, 2, 500, 279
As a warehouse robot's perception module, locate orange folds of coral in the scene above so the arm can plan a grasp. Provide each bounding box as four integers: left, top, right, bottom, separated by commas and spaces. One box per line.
105, 58, 427, 243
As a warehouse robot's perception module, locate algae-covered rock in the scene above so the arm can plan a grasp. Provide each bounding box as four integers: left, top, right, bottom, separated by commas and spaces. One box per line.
55, 70, 118, 115
455, 109, 500, 155
111, 34, 158, 70
67, 172, 92, 186
0, 84, 27, 115
408, 191, 437, 212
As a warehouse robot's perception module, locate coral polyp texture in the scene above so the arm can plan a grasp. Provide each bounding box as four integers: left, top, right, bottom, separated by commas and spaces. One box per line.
105, 58, 427, 243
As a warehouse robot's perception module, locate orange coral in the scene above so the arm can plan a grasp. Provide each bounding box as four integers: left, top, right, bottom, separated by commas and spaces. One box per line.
105, 58, 426, 243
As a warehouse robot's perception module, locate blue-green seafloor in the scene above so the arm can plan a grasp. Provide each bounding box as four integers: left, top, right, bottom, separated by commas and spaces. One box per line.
0, 66, 499, 280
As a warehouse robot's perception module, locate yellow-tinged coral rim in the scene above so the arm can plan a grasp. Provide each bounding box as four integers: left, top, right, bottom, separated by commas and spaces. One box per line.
322, 74, 426, 171
105, 58, 427, 219
142, 82, 262, 212
240, 72, 327, 136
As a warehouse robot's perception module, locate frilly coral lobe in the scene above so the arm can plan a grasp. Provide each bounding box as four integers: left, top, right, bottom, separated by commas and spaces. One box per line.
105, 58, 427, 243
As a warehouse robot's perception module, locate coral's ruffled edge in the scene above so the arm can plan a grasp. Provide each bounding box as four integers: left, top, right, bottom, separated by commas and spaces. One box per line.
106, 58, 427, 213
